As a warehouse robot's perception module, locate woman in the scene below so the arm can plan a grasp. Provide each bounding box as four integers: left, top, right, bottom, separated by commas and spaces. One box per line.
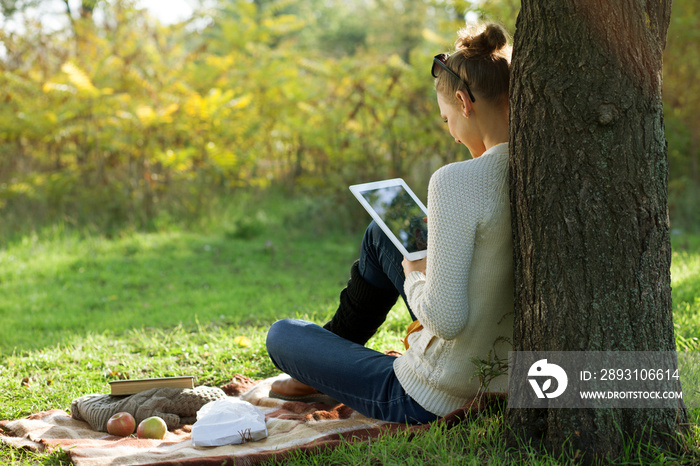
265, 23, 513, 424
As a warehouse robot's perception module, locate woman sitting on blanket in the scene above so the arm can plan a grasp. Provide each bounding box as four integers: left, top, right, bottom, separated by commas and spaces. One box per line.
266, 23, 513, 424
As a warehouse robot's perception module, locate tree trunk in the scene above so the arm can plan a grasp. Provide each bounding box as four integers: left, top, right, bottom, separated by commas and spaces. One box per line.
508, 0, 687, 461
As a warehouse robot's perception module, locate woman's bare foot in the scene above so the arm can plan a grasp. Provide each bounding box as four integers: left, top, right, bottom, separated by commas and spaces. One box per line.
271, 377, 319, 397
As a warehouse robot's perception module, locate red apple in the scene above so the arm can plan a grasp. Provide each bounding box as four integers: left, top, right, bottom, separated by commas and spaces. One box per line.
136, 416, 167, 439
106, 412, 136, 437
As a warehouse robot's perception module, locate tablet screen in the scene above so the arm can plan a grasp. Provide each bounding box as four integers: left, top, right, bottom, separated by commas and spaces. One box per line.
358, 185, 428, 254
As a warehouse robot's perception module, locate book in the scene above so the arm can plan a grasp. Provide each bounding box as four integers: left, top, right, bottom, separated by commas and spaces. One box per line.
109, 376, 195, 396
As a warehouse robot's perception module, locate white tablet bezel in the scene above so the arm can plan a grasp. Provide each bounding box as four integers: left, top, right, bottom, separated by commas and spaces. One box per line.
349, 178, 428, 261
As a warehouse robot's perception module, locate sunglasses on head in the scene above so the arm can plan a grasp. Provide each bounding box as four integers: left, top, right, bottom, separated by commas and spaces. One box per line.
432, 53, 476, 103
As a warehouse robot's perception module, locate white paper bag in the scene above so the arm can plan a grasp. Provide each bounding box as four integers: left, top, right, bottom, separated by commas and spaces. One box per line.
191, 398, 268, 447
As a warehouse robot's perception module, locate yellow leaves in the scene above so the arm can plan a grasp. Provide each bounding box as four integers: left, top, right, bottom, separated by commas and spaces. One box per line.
155, 147, 195, 172
43, 61, 110, 97
184, 89, 250, 121
387, 54, 409, 71
345, 119, 363, 133
422, 28, 451, 47
337, 76, 354, 92
42, 82, 75, 94
161, 103, 179, 118
185, 90, 222, 120
136, 105, 156, 124
297, 102, 315, 114
298, 58, 331, 76
61, 62, 98, 96
209, 144, 238, 169
262, 14, 306, 35
135, 103, 179, 126
6, 182, 35, 197
205, 54, 236, 71
231, 94, 252, 110
233, 336, 251, 347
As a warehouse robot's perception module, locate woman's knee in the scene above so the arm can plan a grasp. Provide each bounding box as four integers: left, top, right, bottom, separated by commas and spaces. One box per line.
267, 319, 325, 374
266, 318, 317, 355
362, 220, 385, 249
266, 319, 296, 369
266, 319, 295, 350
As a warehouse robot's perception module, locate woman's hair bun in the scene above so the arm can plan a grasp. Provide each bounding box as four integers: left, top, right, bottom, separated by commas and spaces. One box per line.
455, 23, 508, 58
436, 22, 511, 105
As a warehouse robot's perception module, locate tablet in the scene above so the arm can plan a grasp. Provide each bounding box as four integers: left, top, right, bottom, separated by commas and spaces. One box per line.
350, 178, 428, 261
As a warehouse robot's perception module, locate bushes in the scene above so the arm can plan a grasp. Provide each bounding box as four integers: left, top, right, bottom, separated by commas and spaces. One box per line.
1, 0, 697, 240
0, 0, 458, 240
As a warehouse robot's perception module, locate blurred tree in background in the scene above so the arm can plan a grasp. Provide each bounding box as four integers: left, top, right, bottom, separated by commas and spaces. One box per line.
0, 0, 696, 240
663, 0, 699, 230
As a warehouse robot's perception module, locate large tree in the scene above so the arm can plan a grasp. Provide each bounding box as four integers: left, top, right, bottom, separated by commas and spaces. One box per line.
507, 0, 687, 461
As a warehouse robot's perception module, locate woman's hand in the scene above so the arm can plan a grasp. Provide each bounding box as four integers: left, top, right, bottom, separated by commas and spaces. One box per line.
402, 257, 427, 276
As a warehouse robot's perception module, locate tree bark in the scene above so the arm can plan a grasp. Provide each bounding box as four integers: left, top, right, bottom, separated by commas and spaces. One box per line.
508, 0, 687, 461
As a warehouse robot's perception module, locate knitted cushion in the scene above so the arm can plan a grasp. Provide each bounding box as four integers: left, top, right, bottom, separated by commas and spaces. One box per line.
71, 386, 228, 432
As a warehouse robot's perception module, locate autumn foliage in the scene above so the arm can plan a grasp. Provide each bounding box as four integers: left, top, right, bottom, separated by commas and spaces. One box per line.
0, 0, 696, 238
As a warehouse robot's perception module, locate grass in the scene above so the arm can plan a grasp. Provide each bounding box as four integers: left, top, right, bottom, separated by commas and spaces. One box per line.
672, 232, 700, 350
1, 193, 699, 465
0, 230, 353, 353
0, 191, 364, 354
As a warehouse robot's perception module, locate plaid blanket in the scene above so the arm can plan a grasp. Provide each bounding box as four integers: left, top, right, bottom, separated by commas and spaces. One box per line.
0, 375, 505, 466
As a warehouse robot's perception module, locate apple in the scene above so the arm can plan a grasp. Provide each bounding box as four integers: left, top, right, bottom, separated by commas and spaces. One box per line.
136, 416, 167, 439
106, 412, 136, 437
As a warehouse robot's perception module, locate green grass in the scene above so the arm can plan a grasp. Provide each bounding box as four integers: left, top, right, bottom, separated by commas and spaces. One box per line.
672, 233, 700, 350
1, 194, 699, 465
0, 193, 361, 355
0, 230, 352, 353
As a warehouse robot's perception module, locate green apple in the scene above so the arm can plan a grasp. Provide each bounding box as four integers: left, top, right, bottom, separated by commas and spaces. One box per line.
136, 416, 167, 439
106, 412, 136, 437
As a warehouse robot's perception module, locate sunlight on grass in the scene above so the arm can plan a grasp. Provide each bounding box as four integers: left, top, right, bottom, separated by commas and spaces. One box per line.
672, 240, 700, 347
0, 228, 358, 354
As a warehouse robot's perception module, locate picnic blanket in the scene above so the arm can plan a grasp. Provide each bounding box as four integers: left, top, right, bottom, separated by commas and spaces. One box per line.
0, 374, 505, 466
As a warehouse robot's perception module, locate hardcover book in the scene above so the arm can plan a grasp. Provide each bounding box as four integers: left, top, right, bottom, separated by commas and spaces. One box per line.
109, 376, 194, 395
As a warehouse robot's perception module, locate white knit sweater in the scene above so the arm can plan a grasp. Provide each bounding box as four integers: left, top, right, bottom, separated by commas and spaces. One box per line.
393, 143, 514, 417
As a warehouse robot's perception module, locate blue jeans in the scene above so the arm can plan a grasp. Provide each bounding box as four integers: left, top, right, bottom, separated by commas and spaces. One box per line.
265, 222, 435, 424
358, 221, 416, 320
